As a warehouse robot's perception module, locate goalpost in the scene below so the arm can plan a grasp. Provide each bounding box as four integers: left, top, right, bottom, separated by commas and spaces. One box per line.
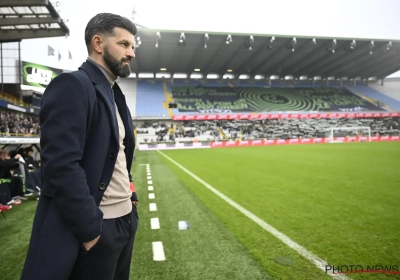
324, 126, 371, 143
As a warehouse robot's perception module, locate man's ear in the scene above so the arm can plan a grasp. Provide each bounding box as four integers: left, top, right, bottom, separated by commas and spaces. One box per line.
92, 35, 104, 54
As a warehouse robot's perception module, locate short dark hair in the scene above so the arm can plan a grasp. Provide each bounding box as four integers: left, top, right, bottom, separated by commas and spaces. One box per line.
85, 13, 137, 53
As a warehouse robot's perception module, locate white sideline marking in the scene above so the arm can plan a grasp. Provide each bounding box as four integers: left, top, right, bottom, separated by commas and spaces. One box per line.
147, 172, 151, 176
151, 218, 160, 230
149, 203, 157, 212
148, 186, 154, 191
152, 241, 166, 261
148, 180, 153, 185
157, 150, 350, 280
147, 176, 152, 180
149, 193, 155, 199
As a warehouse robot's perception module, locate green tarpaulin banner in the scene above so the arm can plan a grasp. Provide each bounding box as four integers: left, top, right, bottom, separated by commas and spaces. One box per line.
22, 61, 63, 89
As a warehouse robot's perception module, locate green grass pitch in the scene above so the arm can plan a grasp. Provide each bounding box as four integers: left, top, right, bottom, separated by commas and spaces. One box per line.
1, 142, 399, 279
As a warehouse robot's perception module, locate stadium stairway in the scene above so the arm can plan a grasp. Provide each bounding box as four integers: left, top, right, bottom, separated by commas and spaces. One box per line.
346, 85, 400, 112
136, 81, 170, 117
218, 127, 227, 139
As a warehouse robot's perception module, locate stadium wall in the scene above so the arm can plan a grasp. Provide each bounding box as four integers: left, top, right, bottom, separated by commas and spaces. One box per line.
117, 78, 137, 117
138, 136, 400, 151
369, 80, 400, 102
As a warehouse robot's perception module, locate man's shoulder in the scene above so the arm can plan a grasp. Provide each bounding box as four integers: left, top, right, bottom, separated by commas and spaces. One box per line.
53, 69, 91, 86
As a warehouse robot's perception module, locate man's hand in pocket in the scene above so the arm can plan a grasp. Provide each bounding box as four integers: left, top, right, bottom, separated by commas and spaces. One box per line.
83, 235, 100, 251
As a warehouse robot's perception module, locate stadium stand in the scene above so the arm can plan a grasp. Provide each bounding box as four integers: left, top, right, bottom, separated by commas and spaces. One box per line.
347, 85, 400, 111
369, 80, 400, 102
134, 117, 400, 143
134, 80, 399, 118
0, 109, 40, 137
136, 81, 170, 117
0, 91, 32, 108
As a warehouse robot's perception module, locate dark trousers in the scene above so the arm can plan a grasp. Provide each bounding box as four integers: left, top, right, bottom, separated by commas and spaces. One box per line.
68, 205, 139, 280
10, 176, 24, 197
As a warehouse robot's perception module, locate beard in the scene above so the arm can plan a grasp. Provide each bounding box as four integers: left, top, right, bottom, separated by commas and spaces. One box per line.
103, 46, 131, 78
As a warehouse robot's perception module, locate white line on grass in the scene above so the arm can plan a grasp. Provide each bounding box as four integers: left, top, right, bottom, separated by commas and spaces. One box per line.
152, 241, 166, 261
147, 172, 151, 176
149, 193, 155, 199
147, 176, 152, 180
151, 218, 160, 230
148, 180, 153, 185
149, 203, 157, 212
148, 186, 154, 191
157, 150, 350, 280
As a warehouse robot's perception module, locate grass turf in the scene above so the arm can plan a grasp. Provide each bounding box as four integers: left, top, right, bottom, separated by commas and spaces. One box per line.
1, 142, 399, 279
159, 142, 400, 280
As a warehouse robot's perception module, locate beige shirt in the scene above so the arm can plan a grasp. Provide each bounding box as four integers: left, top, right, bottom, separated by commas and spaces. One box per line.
88, 57, 132, 219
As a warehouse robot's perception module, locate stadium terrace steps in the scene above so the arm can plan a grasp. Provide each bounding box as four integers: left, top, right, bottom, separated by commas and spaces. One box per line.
135, 80, 394, 118
369, 82, 400, 103
346, 85, 400, 112
136, 81, 170, 117
134, 118, 400, 144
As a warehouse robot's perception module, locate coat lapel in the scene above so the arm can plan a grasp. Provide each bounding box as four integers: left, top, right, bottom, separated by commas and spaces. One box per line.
95, 84, 119, 144
113, 83, 133, 146
79, 61, 119, 144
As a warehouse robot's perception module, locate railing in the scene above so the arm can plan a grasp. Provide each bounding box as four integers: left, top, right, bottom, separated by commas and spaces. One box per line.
0, 92, 32, 108
0, 132, 39, 137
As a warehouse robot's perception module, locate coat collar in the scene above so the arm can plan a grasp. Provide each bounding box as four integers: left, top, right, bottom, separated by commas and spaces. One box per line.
79, 60, 119, 144
78, 60, 133, 148
79, 59, 112, 87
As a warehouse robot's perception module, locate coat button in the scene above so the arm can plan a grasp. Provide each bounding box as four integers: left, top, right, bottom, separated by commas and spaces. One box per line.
99, 183, 106, 190
109, 153, 115, 159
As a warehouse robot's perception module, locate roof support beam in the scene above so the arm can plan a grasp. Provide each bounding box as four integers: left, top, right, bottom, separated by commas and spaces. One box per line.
249, 39, 293, 76
0, 29, 66, 42
0, 0, 49, 7
316, 42, 372, 77
0, 17, 60, 26
334, 51, 396, 77
307, 42, 370, 77
234, 38, 270, 75
280, 41, 331, 77
203, 39, 227, 75
185, 39, 204, 74
290, 41, 348, 77
265, 39, 313, 75
217, 44, 243, 76
377, 63, 400, 79
351, 56, 400, 78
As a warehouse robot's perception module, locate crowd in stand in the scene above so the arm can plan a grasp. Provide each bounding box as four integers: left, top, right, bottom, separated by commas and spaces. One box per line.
0, 147, 41, 215
135, 117, 400, 143
0, 110, 40, 137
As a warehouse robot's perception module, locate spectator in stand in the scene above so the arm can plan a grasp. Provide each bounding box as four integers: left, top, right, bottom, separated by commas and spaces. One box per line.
0, 150, 26, 205
0, 110, 39, 136
24, 148, 36, 169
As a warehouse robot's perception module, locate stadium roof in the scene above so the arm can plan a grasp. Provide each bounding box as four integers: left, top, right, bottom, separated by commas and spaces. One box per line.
0, 0, 69, 42
132, 28, 400, 81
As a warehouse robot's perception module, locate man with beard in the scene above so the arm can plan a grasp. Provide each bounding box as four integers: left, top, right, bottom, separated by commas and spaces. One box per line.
21, 13, 139, 280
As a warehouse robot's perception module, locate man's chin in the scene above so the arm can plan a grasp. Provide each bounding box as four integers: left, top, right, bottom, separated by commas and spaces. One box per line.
118, 66, 131, 78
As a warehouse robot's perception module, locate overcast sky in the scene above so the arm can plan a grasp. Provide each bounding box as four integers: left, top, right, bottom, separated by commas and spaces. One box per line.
21, 0, 400, 77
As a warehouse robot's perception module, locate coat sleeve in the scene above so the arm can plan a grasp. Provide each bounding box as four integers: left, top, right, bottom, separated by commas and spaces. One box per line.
40, 73, 103, 243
